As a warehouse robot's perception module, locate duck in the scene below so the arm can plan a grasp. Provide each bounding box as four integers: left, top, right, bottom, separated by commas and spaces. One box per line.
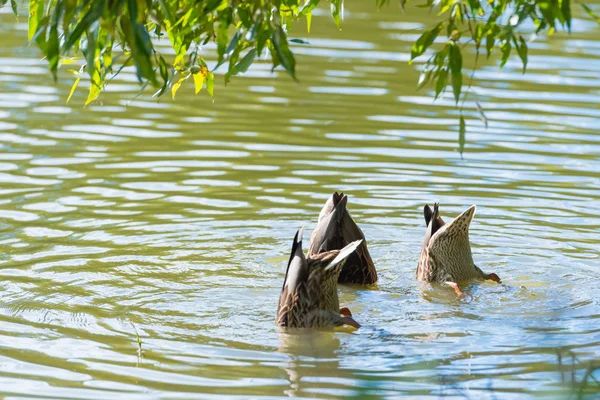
308, 192, 377, 285
417, 203, 501, 295
277, 227, 362, 329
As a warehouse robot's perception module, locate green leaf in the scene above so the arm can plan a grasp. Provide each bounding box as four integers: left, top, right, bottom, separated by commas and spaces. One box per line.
157, 0, 174, 25
581, 4, 600, 24
515, 35, 528, 73
63, 0, 104, 51
235, 49, 256, 74
290, 38, 310, 45
133, 23, 158, 85
306, 12, 312, 33
47, 25, 59, 81
66, 76, 81, 104
500, 40, 512, 69
301, 0, 319, 15
435, 68, 447, 100
158, 56, 168, 83
449, 44, 462, 104
475, 100, 488, 129
120, 17, 158, 86
272, 26, 297, 80
156, 55, 169, 96
459, 115, 466, 157
10, 0, 17, 16
486, 33, 495, 58
207, 71, 215, 98
561, 0, 571, 31
217, 22, 229, 62
85, 26, 98, 81
225, 31, 241, 56
331, 0, 343, 29
410, 22, 443, 62
28, 0, 44, 41
417, 69, 433, 89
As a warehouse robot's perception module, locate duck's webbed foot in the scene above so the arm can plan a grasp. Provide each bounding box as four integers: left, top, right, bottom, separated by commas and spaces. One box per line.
486, 273, 501, 283
445, 281, 463, 296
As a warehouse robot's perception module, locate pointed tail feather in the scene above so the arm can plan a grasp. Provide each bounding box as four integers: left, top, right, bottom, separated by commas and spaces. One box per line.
325, 239, 362, 271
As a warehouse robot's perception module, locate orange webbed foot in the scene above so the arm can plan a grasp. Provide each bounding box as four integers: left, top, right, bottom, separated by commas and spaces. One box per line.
445, 281, 463, 296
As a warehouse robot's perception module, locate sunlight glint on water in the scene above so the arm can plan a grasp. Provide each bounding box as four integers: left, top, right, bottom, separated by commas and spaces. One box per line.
0, 2, 599, 399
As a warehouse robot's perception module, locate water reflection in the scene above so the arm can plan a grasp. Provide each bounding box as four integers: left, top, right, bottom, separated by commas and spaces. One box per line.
0, 1, 599, 399
278, 331, 343, 397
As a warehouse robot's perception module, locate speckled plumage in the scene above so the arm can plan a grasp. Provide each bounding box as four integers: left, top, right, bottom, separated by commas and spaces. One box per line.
277, 228, 362, 329
417, 204, 501, 286
308, 192, 377, 285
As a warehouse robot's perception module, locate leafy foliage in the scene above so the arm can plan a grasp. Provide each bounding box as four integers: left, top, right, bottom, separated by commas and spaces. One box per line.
406, 0, 600, 154
0, 0, 335, 104
0, 0, 598, 153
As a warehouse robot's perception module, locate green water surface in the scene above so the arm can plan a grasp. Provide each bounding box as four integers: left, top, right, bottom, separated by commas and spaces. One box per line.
0, 2, 599, 399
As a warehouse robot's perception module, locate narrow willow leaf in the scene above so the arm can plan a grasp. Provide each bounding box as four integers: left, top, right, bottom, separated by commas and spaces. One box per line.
581, 4, 600, 23
516, 36, 528, 73
132, 23, 158, 85
217, 22, 228, 62
486, 33, 495, 58
306, 12, 312, 33
225, 31, 241, 56
207, 71, 215, 98
156, 55, 169, 96
449, 44, 462, 104
85, 26, 98, 81
47, 24, 59, 81
28, 0, 44, 41
410, 22, 443, 62
66, 76, 81, 104
157, 0, 174, 25
417, 69, 433, 89
300, 0, 319, 15
290, 38, 310, 44
500, 40, 512, 69
331, 0, 343, 29
10, 0, 17, 16
171, 75, 188, 99
193, 71, 205, 94
120, 17, 158, 86
85, 68, 102, 106
235, 49, 256, 74
63, 0, 103, 50
475, 100, 488, 128
158, 56, 168, 82
561, 0, 571, 31
459, 115, 466, 156
434, 68, 447, 99
272, 26, 296, 80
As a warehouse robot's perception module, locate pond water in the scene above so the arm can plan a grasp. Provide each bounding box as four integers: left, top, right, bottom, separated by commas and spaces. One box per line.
0, 2, 599, 399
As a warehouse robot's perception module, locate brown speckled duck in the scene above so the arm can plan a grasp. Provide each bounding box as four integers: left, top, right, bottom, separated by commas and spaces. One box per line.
417, 203, 501, 295
277, 227, 362, 329
308, 192, 377, 285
